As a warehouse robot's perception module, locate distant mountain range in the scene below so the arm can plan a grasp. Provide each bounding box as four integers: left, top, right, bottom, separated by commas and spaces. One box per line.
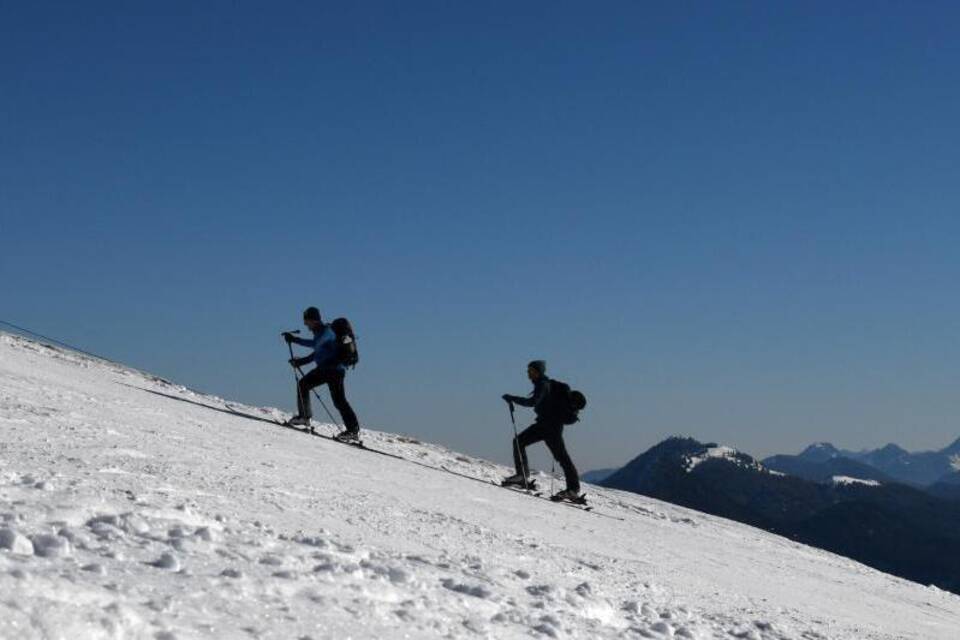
598, 436, 960, 595
773, 439, 960, 487
761, 454, 893, 485
584, 436, 960, 497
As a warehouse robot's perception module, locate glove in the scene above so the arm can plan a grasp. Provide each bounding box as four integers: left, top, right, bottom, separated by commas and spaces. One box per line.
502, 394, 515, 404
282, 332, 294, 343
288, 358, 300, 367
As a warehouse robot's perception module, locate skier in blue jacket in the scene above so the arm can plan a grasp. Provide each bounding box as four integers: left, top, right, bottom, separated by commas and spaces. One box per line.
283, 307, 360, 442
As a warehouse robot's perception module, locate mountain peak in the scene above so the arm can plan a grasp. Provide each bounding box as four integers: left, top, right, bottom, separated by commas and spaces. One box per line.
622, 437, 764, 476
645, 436, 716, 459
875, 443, 909, 458
941, 437, 960, 456
684, 445, 750, 472
798, 442, 840, 463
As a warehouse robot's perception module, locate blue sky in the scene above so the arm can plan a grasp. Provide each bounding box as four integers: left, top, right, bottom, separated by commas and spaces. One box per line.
3, 2, 960, 471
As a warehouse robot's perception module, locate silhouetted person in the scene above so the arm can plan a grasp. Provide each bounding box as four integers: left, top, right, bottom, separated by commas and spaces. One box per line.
502, 360, 581, 500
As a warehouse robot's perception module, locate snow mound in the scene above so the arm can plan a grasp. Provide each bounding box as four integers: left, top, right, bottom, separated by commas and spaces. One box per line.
950, 454, 960, 472
1, 331, 959, 639
832, 476, 882, 487
683, 444, 778, 476
685, 445, 740, 471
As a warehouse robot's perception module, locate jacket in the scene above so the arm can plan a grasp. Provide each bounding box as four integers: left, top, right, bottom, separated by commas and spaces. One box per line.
507, 376, 552, 418
291, 325, 344, 372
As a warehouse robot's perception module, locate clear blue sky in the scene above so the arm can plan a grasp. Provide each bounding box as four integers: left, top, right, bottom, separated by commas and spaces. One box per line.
3, 2, 960, 471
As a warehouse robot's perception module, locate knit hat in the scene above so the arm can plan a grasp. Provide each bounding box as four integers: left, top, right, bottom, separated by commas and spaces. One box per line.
527, 360, 547, 376
303, 307, 322, 322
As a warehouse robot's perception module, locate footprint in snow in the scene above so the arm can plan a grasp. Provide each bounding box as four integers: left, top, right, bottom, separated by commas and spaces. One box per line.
272, 570, 298, 580
88, 519, 124, 541
151, 552, 181, 571
30, 533, 71, 558
533, 620, 559, 638
440, 578, 492, 599
358, 560, 413, 585
289, 534, 328, 548
312, 558, 361, 575
0, 528, 34, 555
526, 584, 554, 597
194, 526, 215, 542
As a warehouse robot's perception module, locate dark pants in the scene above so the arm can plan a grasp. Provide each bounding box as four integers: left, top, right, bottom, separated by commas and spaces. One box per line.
297, 368, 360, 432
513, 419, 580, 493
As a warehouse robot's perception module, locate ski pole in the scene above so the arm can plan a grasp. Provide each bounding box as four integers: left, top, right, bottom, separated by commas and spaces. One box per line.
287, 340, 305, 412
508, 402, 531, 492
284, 333, 340, 428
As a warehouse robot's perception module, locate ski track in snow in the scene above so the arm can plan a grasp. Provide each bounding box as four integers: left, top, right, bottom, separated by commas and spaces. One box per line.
1, 333, 959, 639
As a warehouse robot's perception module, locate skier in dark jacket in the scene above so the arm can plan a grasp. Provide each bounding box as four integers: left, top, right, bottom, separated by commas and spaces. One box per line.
502, 360, 581, 500
283, 307, 360, 442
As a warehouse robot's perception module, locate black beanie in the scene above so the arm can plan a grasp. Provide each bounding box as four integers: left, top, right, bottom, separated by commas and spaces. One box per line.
528, 360, 547, 376
303, 307, 321, 322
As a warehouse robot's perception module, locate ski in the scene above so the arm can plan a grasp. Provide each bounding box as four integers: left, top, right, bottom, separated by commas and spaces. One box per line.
550, 493, 592, 511
550, 492, 587, 504
500, 481, 542, 497
281, 421, 366, 448
556, 501, 593, 512
440, 466, 612, 517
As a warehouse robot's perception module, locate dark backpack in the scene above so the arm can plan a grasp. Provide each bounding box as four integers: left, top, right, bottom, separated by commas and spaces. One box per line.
330, 318, 359, 368
547, 380, 587, 425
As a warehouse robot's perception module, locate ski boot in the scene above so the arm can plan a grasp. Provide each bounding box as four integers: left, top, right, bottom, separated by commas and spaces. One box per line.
335, 429, 361, 444
501, 474, 537, 490
286, 415, 311, 428
550, 489, 587, 504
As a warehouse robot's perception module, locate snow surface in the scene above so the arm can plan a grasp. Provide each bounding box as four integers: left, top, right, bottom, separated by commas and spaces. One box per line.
684, 446, 740, 472
2, 332, 959, 639
683, 445, 777, 476
831, 476, 882, 487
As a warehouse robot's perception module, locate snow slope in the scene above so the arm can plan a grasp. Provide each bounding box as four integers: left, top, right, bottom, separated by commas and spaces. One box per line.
1, 333, 959, 640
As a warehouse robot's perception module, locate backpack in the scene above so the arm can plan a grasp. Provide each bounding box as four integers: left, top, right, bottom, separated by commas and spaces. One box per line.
330, 317, 359, 368
547, 380, 587, 425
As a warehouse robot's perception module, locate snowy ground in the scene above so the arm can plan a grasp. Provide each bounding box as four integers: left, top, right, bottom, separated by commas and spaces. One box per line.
2, 332, 959, 639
